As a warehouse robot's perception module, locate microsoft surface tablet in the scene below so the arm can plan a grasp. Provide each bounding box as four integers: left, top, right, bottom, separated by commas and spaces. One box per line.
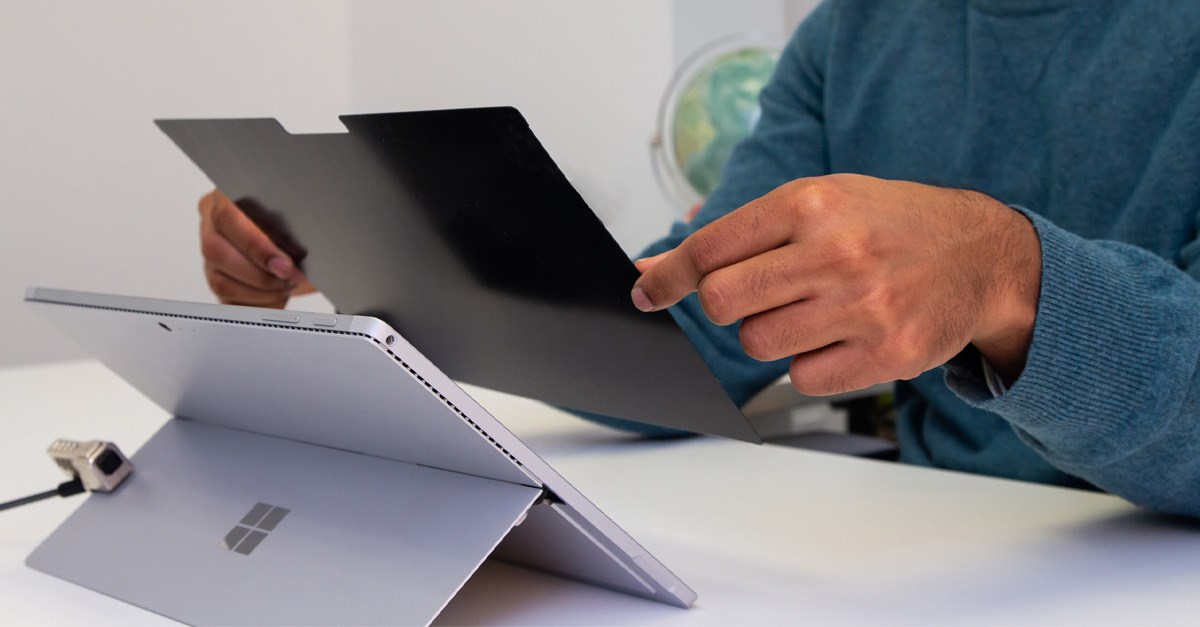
25, 288, 695, 625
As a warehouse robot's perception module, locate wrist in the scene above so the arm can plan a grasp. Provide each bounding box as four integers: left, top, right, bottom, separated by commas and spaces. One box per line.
971, 203, 1042, 383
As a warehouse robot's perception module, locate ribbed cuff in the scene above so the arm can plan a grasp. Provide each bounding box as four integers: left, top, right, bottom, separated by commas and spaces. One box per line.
952, 206, 1191, 467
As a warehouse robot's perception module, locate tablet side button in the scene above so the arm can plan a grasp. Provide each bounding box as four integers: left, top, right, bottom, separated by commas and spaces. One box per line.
261, 314, 301, 324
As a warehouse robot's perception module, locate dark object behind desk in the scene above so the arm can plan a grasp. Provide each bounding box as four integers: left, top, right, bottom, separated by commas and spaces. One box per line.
157, 107, 759, 442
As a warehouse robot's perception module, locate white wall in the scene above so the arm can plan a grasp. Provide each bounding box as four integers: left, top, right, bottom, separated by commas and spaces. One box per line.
673, 0, 814, 62
0, 1, 350, 366
0, 0, 816, 368
344, 0, 676, 255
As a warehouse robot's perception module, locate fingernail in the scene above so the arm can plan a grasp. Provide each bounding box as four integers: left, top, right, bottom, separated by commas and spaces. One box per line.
267, 256, 292, 279
631, 286, 655, 312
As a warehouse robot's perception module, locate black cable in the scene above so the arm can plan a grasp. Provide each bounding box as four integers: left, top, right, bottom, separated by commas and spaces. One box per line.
0, 477, 85, 512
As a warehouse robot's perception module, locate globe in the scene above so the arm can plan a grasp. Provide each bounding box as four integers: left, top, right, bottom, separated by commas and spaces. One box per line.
653, 36, 780, 216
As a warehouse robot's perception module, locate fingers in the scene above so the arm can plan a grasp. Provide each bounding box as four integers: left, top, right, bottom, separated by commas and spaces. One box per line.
736, 299, 881, 395
202, 191, 295, 281
697, 243, 821, 326
198, 190, 302, 307
737, 299, 845, 362
633, 250, 669, 273
626, 174, 1011, 396
204, 265, 290, 308
788, 342, 880, 396
632, 195, 795, 312
200, 224, 289, 291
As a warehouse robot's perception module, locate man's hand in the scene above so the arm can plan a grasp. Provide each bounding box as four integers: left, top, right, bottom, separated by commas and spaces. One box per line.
631, 174, 1041, 395
198, 189, 315, 308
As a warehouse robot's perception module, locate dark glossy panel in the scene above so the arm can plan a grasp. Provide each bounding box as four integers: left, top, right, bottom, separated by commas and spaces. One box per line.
156, 108, 759, 442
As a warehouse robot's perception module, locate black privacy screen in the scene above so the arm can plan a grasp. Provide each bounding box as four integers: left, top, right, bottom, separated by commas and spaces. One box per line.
157, 107, 759, 442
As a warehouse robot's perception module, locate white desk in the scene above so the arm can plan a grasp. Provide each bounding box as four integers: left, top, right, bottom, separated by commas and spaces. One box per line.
2, 360, 1198, 625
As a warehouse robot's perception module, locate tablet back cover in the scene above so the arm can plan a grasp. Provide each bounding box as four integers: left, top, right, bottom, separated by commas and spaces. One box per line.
27, 419, 542, 626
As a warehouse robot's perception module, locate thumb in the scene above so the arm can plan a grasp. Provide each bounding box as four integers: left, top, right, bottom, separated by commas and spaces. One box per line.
633, 250, 673, 274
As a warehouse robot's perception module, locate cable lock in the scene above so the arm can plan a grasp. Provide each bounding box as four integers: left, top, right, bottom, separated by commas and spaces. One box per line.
0, 440, 132, 512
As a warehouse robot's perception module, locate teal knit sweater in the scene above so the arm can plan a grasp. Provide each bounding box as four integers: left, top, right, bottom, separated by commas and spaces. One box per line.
638, 0, 1200, 517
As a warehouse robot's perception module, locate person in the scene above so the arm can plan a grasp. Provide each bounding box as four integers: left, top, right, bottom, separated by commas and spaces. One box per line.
197, 0, 1200, 518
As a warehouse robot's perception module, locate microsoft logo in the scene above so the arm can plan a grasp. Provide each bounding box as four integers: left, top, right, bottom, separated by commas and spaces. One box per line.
220, 502, 290, 555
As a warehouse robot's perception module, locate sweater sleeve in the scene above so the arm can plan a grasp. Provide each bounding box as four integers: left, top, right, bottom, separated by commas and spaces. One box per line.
945, 206, 1200, 517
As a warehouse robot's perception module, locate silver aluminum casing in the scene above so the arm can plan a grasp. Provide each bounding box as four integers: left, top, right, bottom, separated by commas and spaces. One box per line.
24, 287, 695, 626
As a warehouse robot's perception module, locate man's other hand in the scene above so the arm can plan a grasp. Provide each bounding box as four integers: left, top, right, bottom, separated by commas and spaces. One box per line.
198, 189, 315, 308
631, 174, 1041, 395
